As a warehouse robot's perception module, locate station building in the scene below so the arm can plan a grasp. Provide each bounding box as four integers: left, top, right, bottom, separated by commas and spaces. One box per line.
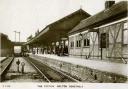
68, 1, 128, 63
26, 9, 90, 56
0, 33, 13, 57
25, 1, 128, 83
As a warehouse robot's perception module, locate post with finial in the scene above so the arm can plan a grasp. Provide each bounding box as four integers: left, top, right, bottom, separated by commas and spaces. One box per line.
16, 59, 20, 72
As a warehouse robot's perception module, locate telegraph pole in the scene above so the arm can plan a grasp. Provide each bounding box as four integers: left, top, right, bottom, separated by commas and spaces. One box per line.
17, 31, 20, 42
19, 32, 20, 42
14, 31, 20, 42
14, 31, 17, 42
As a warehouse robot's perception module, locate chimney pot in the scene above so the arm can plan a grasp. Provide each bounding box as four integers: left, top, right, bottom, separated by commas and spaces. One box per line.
105, 1, 115, 9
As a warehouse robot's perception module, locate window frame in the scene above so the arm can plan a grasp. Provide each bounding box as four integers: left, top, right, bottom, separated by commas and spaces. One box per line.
70, 41, 74, 48
76, 40, 81, 48
83, 38, 90, 47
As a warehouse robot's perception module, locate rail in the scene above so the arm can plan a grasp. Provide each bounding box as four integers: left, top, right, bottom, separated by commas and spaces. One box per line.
0, 57, 14, 81
24, 57, 80, 82
24, 57, 51, 82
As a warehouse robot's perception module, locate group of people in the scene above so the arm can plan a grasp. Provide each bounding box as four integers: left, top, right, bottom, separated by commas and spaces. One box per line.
32, 45, 68, 56
55, 45, 68, 56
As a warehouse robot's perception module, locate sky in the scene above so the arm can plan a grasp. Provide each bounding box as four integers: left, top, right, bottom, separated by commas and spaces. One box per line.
0, 0, 122, 42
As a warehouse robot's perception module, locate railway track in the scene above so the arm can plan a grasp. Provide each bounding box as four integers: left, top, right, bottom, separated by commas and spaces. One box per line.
0, 57, 14, 81
24, 57, 80, 82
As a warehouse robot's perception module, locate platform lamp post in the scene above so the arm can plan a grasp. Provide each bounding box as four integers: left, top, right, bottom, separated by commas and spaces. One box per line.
79, 33, 83, 58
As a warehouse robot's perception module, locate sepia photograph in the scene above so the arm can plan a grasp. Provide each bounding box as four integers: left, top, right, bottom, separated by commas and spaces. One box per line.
0, 0, 128, 89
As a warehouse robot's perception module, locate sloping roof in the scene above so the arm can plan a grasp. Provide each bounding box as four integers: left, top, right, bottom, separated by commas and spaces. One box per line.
69, 1, 128, 35
47, 9, 90, 27
25, 9, 90, 45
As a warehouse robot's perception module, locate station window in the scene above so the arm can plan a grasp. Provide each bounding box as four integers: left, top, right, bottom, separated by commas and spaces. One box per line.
76, 40, 81, 47
123, 22, 128, 44
76, 41, 78, 47
100, 33, 109, 48
70, 41, 74, 48
84, 39, 90, 47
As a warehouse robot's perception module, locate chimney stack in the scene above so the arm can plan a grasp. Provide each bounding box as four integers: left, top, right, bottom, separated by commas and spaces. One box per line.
105, 1, 115, 9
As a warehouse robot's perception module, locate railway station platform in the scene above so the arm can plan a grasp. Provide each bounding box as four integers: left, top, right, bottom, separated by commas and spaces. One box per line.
29, 54, 128, 83
0, 57, 7, 62
3, 57, 44, 82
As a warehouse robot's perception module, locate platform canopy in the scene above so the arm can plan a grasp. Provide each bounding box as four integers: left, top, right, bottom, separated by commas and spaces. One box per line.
25, 9, 90, 46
